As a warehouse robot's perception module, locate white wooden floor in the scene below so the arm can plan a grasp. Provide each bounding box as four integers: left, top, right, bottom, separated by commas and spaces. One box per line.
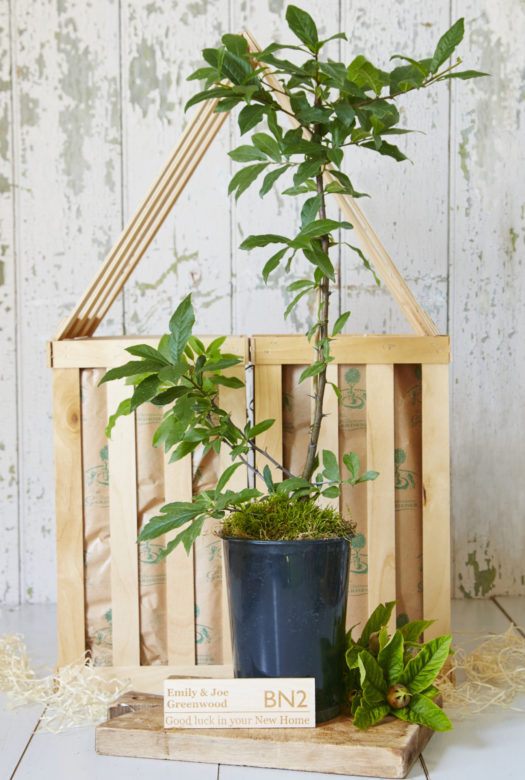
1, 598, 524, 780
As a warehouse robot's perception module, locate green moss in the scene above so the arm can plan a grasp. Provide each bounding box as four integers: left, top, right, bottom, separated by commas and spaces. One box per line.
220, 494, 354, 541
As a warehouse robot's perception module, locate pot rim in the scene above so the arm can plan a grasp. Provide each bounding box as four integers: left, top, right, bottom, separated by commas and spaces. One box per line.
220, 534, 353, 545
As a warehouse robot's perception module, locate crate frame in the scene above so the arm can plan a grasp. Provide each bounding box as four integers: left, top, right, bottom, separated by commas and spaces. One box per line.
49, 32, 451, 692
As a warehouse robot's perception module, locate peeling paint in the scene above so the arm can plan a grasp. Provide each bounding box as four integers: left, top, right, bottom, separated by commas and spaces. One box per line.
0, 104, 8, 160
129, 38, 174, 120
56, 20, 98, 195
19, 92, 40, 126
0, 172, 9, 192
0, 259, 4, 285
460, 548, 497, 598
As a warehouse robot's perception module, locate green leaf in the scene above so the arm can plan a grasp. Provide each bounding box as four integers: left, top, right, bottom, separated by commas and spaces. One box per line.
302, 243, 335, 281
293, 159, 322, 186
322, 449, 340, 482
287, 279, 314, 292
284, 287, 311, 319
204, 357, 241, 372
151, 386, 189, 406
400, 620, 435, 644
332, 311, 350, 336
362, 139, 408, 162
228, 163, 269, 199
105, 398, 132, 438
300, 194, 322, 228
334, 101, 356, 127
240, 234, 290, 250
377, 630, 404, 685
252, 132, 282, 162
222, 33, 248, 56
259, 165, 289, 197
138, 503, 203, 541
430, 18, 464, 73
358, 650, 388, 705
298, 361, 325, 383
389, 64, 425, 94
228, 145, 268, 162
157, 364, 188, 385
353, 702, 390, 730
396, 693, 453, 732
345, 643, 361, 670
276, 477, 313, 494
285, 4, 318, 47
360, 601, 397, 647
437, 69, 489, 81
342, 451, 360, 482
298, 218, 344, 240
216, 462, 243, 493
168, 294, 195, 364
238, 104, 265, 134
245, 418, 275, 439
184, 86, 234, 111
355, 470, 379, 483
389, 54, 429, 77
322, 486, 340, 498
343, 242, 380, 286
347, 55, 388, 95
99, 359, 164, 385
210, 375, 245, 389
125, 344, 170, 364
130, 374, 160, 411
262, 247, 288, 282
262, 465, 276, 494
177, 516, 207, 555
187, 66, 217, 83
400, 635, 452, 693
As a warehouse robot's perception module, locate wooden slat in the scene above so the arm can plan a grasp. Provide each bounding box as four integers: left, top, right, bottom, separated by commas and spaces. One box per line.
54, 99, 228, 341
49, 335, 249, 369
316, 364, 340, 510
164, 454, 195, 666
52, 368, 86, 666
94, 663, 234, 694
244, 30, 439, 338
366, 365, 396, 630
251, 335, 450, 366
218, 362, 248, 664
422, 364, 451, 638
106, 381, 140, 666
254, 365, 283, 484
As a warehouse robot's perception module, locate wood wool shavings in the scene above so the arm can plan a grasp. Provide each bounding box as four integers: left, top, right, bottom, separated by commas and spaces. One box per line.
439, 624, 525, 717
0, 633, 129, 733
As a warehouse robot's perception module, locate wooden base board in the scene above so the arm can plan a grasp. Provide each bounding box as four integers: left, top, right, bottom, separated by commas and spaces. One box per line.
95, 693, 434, 778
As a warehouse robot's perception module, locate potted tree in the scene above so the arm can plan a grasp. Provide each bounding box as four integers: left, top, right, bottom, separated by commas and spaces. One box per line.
101, 5, 484, 723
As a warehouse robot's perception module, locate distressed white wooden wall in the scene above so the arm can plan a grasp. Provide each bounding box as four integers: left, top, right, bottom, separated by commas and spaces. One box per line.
0, 0, 523, 605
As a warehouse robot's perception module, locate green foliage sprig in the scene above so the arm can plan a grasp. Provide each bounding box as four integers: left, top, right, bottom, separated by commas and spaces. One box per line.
345, 601, 453, 731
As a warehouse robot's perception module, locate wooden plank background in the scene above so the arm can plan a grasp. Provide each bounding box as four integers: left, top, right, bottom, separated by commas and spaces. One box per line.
0, 0, 524, 605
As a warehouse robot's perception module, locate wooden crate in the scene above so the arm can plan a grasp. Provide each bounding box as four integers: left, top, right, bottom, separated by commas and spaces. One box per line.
49, 33, 451, 693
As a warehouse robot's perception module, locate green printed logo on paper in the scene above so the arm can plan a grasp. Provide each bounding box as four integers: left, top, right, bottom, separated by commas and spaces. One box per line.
195, 604, 213, 645
341, 368, 366, 410
350, 532, 368, 575
139, 539, 164, 564
84, 445, 109, 506
92, 608, 112, 649
394, 449, 417, 490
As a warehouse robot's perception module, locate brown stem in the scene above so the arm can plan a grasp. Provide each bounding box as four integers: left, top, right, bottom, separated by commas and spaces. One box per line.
302, 70, 331, 481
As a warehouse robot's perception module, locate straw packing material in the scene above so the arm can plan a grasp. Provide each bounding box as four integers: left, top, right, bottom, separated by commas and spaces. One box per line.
0, 633, 128, 733
440, 624, 525, 716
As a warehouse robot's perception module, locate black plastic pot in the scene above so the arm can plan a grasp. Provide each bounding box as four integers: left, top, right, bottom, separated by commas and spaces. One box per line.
222, 537, 350, 723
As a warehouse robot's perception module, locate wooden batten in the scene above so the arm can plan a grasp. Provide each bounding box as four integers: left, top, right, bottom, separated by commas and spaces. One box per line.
106, 381, 141, 666
422, 364, 451, 640
316, 364, 340, 510
251, 335, 450, 366
52, 368, 86, 666
254, 364, 283, 484
366, 365, 396, 632
164, 454, 195, 666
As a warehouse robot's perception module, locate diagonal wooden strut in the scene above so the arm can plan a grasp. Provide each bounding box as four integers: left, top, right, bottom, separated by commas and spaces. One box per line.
55, 30, 439, 340
54, 99, 229, 340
